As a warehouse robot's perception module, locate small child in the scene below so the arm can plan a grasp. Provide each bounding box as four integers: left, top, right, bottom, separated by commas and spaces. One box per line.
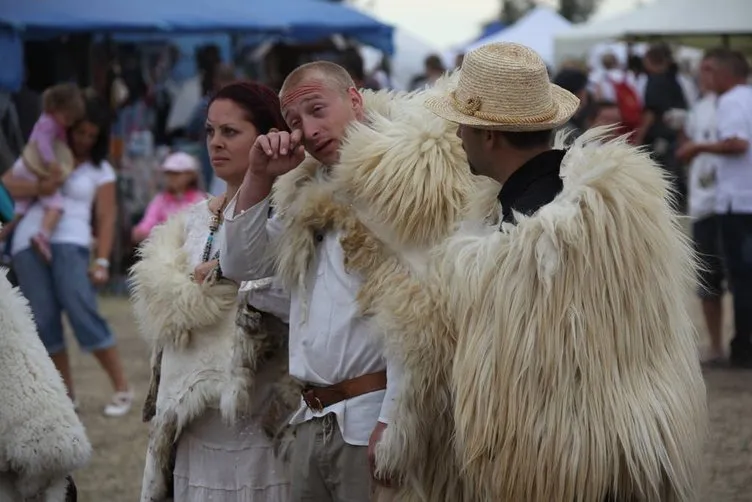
16, 83, 85, 262
131, 152, 206, 243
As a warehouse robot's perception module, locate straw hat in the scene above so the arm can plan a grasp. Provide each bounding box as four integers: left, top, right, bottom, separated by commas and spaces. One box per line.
22, 140, 75, 179
425, 43, 580, 132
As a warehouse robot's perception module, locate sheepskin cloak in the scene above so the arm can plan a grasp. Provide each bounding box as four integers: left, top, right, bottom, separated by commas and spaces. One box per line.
130, 206, 298, 502
372, 129, 708, 501
0, 267, 91, 501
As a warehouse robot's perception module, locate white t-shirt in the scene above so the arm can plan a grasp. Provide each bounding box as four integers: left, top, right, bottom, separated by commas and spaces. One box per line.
12, 159, 117, 255
714, 84, 752, 214
685, 94, 720, 219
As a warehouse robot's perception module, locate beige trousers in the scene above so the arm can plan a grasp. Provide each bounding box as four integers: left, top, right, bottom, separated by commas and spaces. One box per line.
290, 413, 372, 502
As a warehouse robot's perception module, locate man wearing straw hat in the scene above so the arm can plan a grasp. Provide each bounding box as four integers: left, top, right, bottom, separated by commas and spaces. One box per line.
367, 43, 707, 501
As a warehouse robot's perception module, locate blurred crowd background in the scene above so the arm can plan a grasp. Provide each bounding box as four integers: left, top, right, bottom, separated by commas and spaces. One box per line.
1, 0, 749, 293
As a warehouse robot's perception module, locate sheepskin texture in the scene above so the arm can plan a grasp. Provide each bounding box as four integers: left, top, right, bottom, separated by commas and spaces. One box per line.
270, 79, 477, 501
225, 301, 301, 442
0, 267, 91, 501
380, 129, 707, 501
130, 207, 298, 502
129, 209, 239, 353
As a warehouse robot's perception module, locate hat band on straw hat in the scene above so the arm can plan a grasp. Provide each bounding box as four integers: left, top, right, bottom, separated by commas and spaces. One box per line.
451, 91, 558, 126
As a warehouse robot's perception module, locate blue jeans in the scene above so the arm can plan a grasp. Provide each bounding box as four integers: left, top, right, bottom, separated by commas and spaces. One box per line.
12, 243, 115, 355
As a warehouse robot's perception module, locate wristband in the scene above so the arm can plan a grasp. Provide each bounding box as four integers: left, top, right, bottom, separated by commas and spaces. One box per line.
95, 258, 110, 268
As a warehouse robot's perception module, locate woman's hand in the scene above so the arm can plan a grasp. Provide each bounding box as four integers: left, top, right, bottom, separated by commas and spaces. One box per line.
192, 259, 219, 285
89, 263, 110, 286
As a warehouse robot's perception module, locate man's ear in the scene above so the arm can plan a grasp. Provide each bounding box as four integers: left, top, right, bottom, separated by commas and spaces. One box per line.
348, 87, 365, 120
487, 129, 502, 150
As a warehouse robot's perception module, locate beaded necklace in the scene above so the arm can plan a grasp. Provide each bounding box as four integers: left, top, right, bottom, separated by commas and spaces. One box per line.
201, 195, 227, 264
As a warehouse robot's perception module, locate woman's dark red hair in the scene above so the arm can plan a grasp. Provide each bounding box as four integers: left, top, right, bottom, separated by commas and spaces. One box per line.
208, 81, 288, 134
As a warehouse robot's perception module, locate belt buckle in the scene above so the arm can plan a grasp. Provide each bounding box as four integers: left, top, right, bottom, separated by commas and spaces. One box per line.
303, 389, 324, 412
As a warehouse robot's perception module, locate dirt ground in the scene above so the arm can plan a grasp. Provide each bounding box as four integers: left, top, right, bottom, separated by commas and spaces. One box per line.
68, 294, 752, 502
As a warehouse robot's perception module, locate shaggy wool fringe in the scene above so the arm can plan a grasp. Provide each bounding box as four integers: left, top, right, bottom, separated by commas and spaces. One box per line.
128, 210, 239, 351
0, 267, 92, 500
420, 128, 707, 501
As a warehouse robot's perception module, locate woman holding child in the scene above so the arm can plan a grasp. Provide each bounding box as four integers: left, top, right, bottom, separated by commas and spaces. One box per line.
2, 96, 133, 417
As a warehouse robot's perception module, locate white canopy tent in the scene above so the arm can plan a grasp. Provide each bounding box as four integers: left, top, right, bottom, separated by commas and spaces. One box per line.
555, 0, 752, 66
464, 7, 573, 67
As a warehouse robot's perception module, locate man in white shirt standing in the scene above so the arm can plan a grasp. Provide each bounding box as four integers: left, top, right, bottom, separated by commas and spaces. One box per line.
220, 61, 473, 500
678, 48, 752, 368
681, 54, 726, 365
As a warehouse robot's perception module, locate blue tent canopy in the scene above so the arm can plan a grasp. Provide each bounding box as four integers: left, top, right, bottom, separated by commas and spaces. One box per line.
475, 20, 506, 42
0, 0, 392, 52
0, 0, 393, 91
0, 29, 23, 92
1, 0, 283, 34
254, 0, 393, 51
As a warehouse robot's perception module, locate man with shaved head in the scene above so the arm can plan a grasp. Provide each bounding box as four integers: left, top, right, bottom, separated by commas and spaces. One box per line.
276, 61, 365, 167
219, 62, 473, 500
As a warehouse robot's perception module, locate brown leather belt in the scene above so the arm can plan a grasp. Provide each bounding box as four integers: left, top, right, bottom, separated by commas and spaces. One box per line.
302, 370, 387, 412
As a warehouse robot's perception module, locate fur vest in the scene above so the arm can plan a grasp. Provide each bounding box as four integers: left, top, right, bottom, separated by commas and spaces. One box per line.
129, 205, 299, 502
270, 79, 477, 501
373, 129, 708, 501
0, 268, 91, 501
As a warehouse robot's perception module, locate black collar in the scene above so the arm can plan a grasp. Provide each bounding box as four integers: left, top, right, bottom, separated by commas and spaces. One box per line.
498, 149, 565, 224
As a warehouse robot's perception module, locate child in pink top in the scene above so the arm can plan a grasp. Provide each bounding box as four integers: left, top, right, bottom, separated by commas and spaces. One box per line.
131, 152, 206, 243
15, 83, 84, 262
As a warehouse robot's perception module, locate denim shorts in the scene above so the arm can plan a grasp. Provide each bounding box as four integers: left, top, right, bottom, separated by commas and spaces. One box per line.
12, 243, 115, 354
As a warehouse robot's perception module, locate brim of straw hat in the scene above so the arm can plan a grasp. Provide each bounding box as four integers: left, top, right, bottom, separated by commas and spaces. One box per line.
22, 141, 75, 179
424, 83, 580, 132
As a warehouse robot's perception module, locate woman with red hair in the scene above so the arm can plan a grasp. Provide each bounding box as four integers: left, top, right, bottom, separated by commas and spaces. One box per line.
132, 81, 297, 502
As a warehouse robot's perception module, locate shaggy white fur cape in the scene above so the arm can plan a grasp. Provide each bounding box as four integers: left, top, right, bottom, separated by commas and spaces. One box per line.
373, 129, 708, 501
0, 267, 91, 501
130, 208, 297, 502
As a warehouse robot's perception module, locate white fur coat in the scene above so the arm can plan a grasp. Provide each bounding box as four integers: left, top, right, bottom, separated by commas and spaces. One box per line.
272, 104, 707, 499
0, 268, 91, 501
130, 203, 297, 502
373, 129, 708, 501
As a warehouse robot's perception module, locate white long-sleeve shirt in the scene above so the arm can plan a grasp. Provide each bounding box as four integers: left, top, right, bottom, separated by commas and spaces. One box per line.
220, 195, 401, 446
